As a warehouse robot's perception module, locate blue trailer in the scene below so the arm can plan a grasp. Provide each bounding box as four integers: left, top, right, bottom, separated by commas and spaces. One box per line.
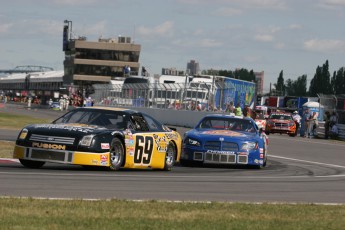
215, 78, 256, 110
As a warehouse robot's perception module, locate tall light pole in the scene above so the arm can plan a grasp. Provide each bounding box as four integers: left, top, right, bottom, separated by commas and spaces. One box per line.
64, 20, 72, 40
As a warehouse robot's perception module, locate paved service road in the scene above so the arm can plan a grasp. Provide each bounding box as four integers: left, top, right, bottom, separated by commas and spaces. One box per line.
1, 103, 345, 203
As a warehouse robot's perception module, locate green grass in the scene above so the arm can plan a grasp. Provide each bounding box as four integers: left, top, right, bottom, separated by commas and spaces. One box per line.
0, 112, 50, 130
0, 140, 14, 158
1, 112, 345, 229
1, 198, 345, 230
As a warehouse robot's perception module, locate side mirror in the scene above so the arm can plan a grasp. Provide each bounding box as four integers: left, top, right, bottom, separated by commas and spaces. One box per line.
168, 126, 177, 131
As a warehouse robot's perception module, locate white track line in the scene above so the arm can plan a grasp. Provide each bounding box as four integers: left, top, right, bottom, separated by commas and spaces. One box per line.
270, 154, 345, 169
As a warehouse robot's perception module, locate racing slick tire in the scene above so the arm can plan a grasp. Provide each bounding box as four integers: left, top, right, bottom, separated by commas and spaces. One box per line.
19, 159, 45, 169
109, 137, 125, 171
163, 141, 176, 171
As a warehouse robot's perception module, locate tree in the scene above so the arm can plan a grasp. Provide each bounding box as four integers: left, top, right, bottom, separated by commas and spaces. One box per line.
285, 79, 294, 96
294, 74, 307, 96
331, 67, 345, 95
309, 60, 332, 96
275, 70, 285, 96
284, 74, 307, 97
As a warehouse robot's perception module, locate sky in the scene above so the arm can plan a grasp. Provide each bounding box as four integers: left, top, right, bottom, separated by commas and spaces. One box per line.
1, 0, 345, 93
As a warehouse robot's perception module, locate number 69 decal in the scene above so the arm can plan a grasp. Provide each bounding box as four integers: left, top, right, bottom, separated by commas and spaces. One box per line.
134, 136, 154, 165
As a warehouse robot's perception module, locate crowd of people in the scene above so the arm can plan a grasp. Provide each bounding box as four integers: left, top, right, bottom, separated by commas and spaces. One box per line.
298, 109, 339, 139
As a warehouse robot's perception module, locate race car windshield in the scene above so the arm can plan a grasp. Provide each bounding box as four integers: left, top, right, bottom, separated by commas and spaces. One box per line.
53, 110, 130, 129
270, 114, 292, 120
198, 118, 256, 133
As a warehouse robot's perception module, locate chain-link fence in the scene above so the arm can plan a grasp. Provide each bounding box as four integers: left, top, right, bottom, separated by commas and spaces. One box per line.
91, 82, 240, 111
318, 94, 345, 124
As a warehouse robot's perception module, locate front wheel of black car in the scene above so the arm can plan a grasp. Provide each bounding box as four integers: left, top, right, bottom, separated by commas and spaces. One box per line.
109, 138, 125, 171
19, 159, 45, 169
163, 141, 176, 171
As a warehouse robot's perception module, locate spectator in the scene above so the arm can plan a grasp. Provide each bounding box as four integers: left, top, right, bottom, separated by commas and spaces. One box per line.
308, 111, 318, 138
196, 101, 202, 111
330, 111, 338, 127
48, 98, 53, 107
292, 111, 301, 136
234, 103, 243, 116
243, 105, 249, 117
329, 124, 339, 139
303, 109, 311, 137
226, 101, 235, 114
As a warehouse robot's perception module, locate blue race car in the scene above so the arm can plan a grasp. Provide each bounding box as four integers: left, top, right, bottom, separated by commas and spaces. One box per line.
181, 114, 268, 169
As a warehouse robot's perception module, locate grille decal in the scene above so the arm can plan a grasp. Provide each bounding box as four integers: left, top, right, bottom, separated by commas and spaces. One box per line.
30, 134, 75, 145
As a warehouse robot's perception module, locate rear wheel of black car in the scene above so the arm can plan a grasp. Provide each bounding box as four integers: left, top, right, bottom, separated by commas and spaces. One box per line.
163, 141, 176, 171
109, 138, 125, 171
19, 159, 45, 169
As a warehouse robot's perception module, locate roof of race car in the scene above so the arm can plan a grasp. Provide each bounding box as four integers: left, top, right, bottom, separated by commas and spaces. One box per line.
77, 106, 139, 113
203, 113, 253, 120
270, 112, 292, 116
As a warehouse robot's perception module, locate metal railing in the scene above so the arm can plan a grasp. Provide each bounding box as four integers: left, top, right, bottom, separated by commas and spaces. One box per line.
91, 82, 237, 111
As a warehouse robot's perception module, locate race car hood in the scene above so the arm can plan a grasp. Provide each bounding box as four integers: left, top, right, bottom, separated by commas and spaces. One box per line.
269, 119, 290, 123
188, 129, 257, 141
22, 123, 111, 137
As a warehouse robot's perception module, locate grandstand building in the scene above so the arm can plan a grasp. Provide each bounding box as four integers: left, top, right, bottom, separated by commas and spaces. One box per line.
0, 21, 142, 104
63, 36, 141, 86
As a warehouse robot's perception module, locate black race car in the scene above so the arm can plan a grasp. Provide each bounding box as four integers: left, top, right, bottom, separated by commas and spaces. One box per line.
13, 107, 182, 171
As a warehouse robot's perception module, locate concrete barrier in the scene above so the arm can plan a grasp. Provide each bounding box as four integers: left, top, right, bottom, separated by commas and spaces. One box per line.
128, 107, 224, 128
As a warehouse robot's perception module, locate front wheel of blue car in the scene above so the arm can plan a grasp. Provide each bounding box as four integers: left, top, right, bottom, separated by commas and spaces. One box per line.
19, 159, 45, 169
164, 142, 176, 171
109, 138, 125, 171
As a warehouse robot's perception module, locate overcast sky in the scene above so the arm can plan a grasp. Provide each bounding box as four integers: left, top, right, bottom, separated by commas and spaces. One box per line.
1, 0, 345, 92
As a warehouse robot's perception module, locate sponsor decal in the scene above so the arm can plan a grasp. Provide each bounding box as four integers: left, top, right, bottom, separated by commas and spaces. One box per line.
254, 159, 259, 163
153, 134, 168, 152
165, 133, 178, 140
101, 143, 110, 149
34, 124, 96, 133
32, 142, 66, 150
100, 154, 108, 165
111, 130, 124, 136
202, 130, 246, 137
129, 146, 135, 156
206, 150, 234, 154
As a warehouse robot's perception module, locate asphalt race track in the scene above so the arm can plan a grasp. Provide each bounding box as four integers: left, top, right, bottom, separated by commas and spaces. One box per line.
1, 103, 345, 204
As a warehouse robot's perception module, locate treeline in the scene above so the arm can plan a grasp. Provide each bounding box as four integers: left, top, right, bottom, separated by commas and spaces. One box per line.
275, 60, 345, 97
202, 60, 345, 96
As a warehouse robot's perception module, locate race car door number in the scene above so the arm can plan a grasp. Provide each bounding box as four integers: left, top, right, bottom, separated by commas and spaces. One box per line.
134, 136, 154, 164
